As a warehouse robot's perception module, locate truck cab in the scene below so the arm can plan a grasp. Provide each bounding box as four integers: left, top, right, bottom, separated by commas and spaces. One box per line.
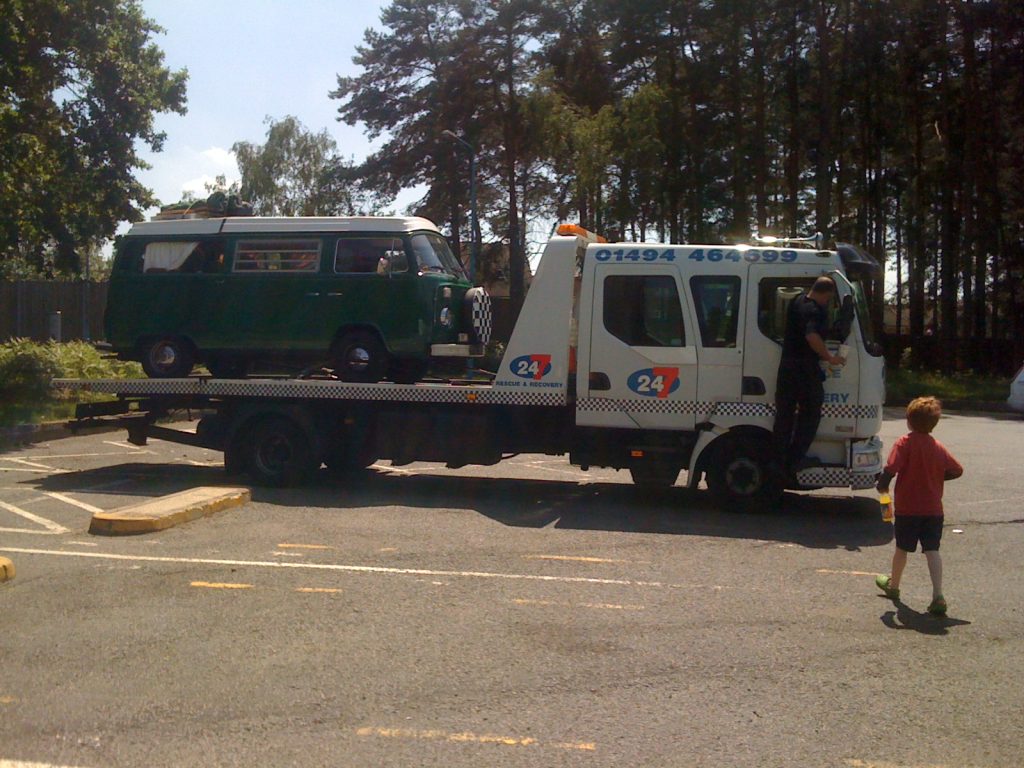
495, 225, 885, 507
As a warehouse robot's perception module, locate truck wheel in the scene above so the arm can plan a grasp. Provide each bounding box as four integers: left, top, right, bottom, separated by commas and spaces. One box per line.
332, 331, 388, 383
140, 337, 194, 378
629, 462, 680, 489
247, 417, 317, 487
706, 439, 783, 512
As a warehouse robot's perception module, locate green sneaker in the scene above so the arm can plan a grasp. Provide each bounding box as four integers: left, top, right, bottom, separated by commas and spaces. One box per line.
927, 596, 948, 616
875, 574, 900, 600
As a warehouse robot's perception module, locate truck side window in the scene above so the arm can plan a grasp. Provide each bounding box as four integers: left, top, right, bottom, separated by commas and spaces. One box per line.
757, 277, 842, 342
690, 276, 740, 348
603, 275, 685, 347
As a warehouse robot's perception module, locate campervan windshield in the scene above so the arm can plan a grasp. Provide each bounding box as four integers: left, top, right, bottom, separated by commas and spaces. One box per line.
411, 232, 467, 279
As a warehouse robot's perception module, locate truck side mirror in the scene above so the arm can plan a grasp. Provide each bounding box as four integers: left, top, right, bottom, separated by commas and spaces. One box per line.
833, 294, 854, 341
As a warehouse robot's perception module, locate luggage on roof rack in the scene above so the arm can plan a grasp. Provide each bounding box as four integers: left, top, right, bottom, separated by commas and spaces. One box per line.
154, 192, 254, 221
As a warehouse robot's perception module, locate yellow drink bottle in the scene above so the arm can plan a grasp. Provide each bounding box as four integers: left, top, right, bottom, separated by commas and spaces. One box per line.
879, 491, 894, 523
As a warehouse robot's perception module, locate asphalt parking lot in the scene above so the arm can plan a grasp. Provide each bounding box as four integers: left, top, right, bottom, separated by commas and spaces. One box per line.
1, 409, 1022, 767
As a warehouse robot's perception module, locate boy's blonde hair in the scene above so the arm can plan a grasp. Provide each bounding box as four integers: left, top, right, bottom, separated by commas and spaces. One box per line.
906, 396, 942, 433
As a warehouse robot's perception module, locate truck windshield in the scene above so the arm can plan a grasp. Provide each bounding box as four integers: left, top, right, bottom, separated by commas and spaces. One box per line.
410, 233, 468, 280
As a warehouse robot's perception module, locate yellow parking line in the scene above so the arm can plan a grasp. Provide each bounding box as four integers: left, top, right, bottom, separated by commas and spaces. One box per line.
295, 587, 342, 594
512, 598, 644, 611
845, 760, 955, 768
523, 554, 630, 564
0, 695, 16, 704
277, 543, 333, 550
356, 726, 595, 751
190, 581, 253, 590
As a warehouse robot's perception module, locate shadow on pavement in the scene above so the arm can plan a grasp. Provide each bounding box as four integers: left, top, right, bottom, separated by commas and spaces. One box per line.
24, 461, 891, 550
880, 599, 972, 635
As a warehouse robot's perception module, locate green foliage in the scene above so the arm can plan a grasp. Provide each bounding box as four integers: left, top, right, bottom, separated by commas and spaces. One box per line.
233, 116, 375, 216
0, 340, 143, 425
0, 0, 187, 276
886, 368, 1009, 405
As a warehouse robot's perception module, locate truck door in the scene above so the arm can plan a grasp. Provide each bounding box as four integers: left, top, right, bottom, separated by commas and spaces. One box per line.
577, 264, 698, 430
688, 275, 744, 409
743, 265, 860, 447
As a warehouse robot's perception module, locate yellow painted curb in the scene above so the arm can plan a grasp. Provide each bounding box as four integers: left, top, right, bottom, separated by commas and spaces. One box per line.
89, 487, 250, 536
0, 556, 14, 582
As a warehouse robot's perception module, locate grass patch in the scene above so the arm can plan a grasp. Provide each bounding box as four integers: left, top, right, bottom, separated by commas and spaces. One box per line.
886, 367, 1009, 404
0, 339, 143, 428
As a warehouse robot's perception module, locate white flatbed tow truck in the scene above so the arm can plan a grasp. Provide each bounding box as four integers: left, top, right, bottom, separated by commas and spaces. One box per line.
57, 224, 885, 509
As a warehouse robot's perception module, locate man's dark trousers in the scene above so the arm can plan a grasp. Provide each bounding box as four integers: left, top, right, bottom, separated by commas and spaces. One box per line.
773, 361, 824, 469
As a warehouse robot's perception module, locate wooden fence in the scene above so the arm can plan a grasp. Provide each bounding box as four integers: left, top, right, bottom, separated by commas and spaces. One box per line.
1, 281, 108, 342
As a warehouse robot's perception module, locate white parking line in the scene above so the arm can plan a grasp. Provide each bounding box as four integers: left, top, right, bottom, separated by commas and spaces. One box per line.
0, 547, 683, 589
40, 491, 104, 514
0, 760, 92, 768
0, 458, 55, 471
102, 440, 145, 450
0, 502, 70, 534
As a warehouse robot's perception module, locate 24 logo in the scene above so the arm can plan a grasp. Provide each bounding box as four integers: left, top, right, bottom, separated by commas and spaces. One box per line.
627, 367, 680, 399
511, 354, 552, 380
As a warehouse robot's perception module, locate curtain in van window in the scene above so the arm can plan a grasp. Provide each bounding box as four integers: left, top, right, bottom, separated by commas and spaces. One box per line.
143, 242, 198, 273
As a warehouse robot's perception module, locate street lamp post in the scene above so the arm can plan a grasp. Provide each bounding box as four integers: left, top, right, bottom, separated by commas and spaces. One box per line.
442, 130, 479, 283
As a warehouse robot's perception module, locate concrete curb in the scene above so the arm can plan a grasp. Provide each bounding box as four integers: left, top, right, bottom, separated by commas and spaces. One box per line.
89, 486, 250, 536
0, 556, 14, 582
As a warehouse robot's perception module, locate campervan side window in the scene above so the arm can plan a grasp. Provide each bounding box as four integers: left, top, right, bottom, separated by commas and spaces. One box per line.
233, 240, 321, 272
334, 237, 408, 274
603, 275, 685, 347
690, 276, 740, 348
142, 240, 226, 274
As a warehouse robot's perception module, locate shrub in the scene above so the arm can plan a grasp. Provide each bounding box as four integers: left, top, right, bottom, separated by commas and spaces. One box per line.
0, 339, 142, 404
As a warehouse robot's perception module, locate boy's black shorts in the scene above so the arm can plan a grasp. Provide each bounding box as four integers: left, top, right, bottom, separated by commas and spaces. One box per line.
894, 515, 944, 553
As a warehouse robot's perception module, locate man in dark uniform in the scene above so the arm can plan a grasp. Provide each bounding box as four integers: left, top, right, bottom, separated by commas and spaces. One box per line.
773, 276, 845, 474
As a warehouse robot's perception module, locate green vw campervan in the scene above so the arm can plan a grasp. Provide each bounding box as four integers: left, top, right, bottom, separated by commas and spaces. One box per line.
105, 216, 490, 382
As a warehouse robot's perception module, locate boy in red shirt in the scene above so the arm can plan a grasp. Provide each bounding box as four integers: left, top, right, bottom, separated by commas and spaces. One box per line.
875, 396, 963, 615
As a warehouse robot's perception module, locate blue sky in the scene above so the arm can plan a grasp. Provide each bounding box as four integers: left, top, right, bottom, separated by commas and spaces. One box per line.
135, 0, 400, 214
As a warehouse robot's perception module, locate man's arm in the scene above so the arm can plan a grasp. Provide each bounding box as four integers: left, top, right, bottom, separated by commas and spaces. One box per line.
805, 332, 845, 366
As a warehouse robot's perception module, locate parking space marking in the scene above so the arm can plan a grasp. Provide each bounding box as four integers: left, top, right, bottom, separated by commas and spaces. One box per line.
512, 598, 644, 611
817, 568, 877, 577
845, 760, 955, 768
356, 726, 595, 752
190, 581, 253, 590
295, 587, 343, 594
102, 440, 146, 450
0, 695, 15, 704
0, 458, 56, 471
1, 547, 679, 589
523, 554, 632, 564
0, 502, 70, 535
0, 761, 92, 768
40, 491, 104, 514
278, 543, 334, 550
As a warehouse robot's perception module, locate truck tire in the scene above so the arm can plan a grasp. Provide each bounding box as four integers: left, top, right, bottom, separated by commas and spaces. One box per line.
629, 461, 680, 489
332, 330, 388, 383
140, 336, 195, 378
705, 438, 783, 512
247, 416, 317, 487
